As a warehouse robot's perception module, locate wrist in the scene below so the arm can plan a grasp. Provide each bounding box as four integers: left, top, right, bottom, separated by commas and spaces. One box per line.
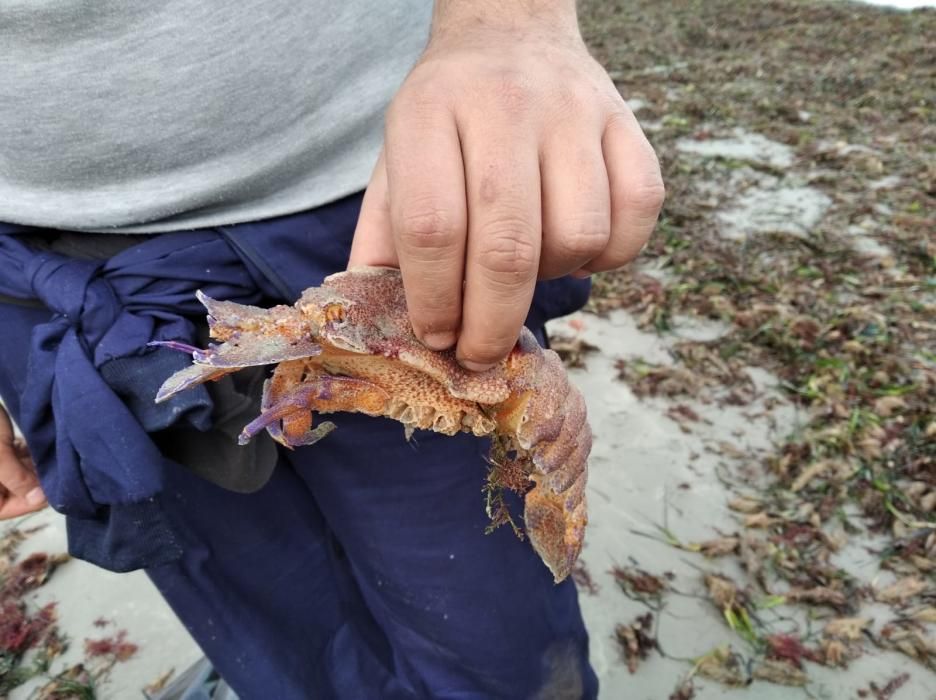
430, 0, 580, 46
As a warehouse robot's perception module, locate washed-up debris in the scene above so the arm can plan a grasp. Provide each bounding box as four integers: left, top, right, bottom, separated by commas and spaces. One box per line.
615, 359, 702, 399
702, 574, 772, 649
665, 403, 706, 433
549, 334, 599, 369
782, 586, 849, 611
821, 617, 871, 667
884, 528, 935, 577
727, 497, 764, 515
878, 620, 936, 671
742, 512, 778, 529
0, 526, 139, 698
751, 658, 809, 686
143, 668, 176, 696
704, 573, 744, 612
875, 577, 930, 606
910, 607, 936, 624
612, 566, 669, 604
84, 630, 138, 664
857, 672, 911, 700
693, 536, 739, 558
2, 552, 70, 598
824, 617, 871, 642
35, 663, 95, 700
694, 646, 749, 687
692, 645, 813, 689
615, 613, 658, 674
0, 600, 60, 667
1, 529, 68, 697
667, 678, 696, 700
571, 560, 600, 596
587, 0, 935, 692
737, 535, 768, 589
765, 634, 819, 668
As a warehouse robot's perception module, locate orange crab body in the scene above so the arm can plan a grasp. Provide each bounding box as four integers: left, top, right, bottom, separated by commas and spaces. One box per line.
155, 267, 590, 582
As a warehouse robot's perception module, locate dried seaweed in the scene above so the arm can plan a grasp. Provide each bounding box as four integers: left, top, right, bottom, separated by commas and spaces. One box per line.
858, 672, 912, 700
84, 630, 138, 663
586, 0, 935, 690
612, 566, 669, 605
878, 619, 936, 671
571, 560, 600, 596
615, 613, 659, 673
0, 530, 67, 696
549, 335, 599, 369
0, 526, 139, 697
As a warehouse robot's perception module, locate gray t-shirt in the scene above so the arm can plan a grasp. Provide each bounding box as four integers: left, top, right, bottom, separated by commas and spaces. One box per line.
0, 1, 431, 232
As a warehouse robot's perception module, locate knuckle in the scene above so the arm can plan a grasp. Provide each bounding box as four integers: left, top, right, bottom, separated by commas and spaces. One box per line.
0, 462, 30, 493
410, 290, 461, 323
622, 178, 666, 218
398, 208, 460, 252
476, 224, 538, 279
462, 336, 515, 365
607, 108, 636, 129
551, 216, 610, 260
390, 75, 442, 112
551, 83, 576, 114
0, 443, 17, 469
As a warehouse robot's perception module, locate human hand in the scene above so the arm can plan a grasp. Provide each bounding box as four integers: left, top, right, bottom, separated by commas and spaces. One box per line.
349, 0, 663, 371
0, 403, 47, 519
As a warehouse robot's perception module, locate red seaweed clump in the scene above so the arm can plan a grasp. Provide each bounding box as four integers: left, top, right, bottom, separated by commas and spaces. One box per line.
84, 629, 139, 662
0, 600, 57, 654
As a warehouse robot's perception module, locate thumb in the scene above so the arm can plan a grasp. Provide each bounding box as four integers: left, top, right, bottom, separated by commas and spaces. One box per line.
348, 149, 399, 270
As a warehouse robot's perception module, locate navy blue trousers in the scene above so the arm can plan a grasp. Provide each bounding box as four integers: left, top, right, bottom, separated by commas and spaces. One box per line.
0, 197, 598, 699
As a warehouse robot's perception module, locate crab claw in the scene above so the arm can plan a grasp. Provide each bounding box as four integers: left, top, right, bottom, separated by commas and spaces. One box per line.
184, 335, 322, 369
242, 373, 391, 447
196, 290, 271, 337
238, 383, 331, 446
155, 363, 235, 403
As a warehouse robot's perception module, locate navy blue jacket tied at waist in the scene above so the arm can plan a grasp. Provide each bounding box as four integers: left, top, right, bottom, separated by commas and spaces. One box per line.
0, 197, 591, 572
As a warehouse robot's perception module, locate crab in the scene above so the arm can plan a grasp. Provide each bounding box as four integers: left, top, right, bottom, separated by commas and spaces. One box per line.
154, 267, 590, 582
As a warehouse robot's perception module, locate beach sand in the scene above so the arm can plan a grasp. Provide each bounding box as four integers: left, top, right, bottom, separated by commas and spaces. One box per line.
4, 0, 934, 697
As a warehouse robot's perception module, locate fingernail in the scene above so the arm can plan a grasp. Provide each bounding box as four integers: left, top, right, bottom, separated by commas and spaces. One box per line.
25, 486, 46, 506
459, 359, 496, 373
422, 331, 457, 351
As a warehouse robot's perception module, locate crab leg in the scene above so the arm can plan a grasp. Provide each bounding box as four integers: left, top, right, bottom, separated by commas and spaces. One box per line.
259, 360, 308, 446
240, 364, 391, 448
